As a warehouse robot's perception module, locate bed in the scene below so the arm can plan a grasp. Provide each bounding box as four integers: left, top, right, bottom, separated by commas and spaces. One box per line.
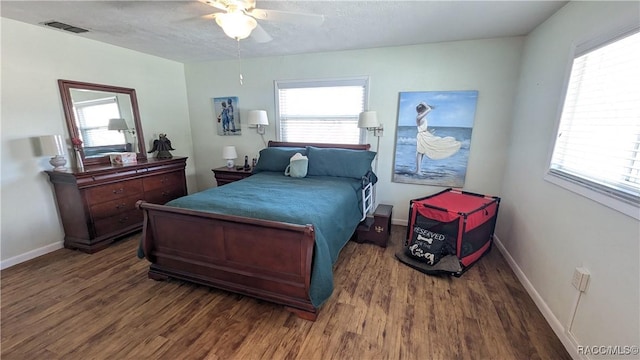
136, 141, 375, 320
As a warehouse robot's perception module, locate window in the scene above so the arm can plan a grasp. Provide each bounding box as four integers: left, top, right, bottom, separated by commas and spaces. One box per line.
547, 29, 640, 218
74, 97, 125, 147
275, 77, 368, 144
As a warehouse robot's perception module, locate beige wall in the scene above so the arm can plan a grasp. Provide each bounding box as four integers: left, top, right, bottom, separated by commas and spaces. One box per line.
0, 18, 195, 264
500, 1, 639, 357
184, 37, 524, 224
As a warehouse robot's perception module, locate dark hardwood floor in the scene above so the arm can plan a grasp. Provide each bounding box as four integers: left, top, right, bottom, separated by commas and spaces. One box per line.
1, 226, 570, 359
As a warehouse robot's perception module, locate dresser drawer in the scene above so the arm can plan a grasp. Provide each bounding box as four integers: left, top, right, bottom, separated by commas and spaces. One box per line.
94, 209, 143, 237
90, 194, 142, 220
143, 171, 184, 192
145, 186, 185, 204
85, 179, 144, 205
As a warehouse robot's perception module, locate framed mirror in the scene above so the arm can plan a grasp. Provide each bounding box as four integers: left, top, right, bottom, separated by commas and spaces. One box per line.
58, 79, 147, 167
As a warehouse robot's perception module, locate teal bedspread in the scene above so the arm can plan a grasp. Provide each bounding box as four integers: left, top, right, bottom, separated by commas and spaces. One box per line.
164, 172, 364, 308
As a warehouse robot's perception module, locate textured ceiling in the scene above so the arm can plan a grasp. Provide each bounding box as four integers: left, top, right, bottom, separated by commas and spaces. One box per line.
1, 1, 568, 63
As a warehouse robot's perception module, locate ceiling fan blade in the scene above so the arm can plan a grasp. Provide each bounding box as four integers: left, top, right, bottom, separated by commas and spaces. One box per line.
198, 0, 228, 12
173, 12, 219, 24
250, 22, 272, 43
202, 12, 219, 20
248, 8, 324, 27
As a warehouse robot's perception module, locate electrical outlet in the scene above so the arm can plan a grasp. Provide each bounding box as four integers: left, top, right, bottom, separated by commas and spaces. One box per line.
572, 267, 590, 292
571, 269, 581, 289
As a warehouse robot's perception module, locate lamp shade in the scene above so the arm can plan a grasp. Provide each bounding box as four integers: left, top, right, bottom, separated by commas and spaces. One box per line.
222, 145, 238, 160
39, 135, 65, 155
358, 111, 379, 128
108, 118, 128, 131
247, 110, 269, 126
215, 10, 257, 40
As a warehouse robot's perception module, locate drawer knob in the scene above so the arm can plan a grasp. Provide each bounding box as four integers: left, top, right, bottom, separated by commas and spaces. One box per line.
113, 188, 125, 194
115, 203, 126, 209
118, 216, 129, 223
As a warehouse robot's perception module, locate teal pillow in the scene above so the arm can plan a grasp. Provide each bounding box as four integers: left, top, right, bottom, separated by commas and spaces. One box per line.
253, 147, 307, 173
306, 146, 376, 179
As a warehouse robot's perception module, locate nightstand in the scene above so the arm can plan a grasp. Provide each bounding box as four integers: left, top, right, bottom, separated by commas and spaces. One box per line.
212, 166, 253, 186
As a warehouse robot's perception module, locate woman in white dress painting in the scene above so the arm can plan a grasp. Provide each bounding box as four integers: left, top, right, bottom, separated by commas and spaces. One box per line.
415, 102, 461, 174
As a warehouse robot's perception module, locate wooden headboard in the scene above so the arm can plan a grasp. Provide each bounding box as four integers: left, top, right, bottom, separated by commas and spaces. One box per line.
268, 141, 370, 151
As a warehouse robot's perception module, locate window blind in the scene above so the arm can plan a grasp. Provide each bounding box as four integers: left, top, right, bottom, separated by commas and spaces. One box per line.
549, 30, 640, 205
74, 97, 125, 147
276, 78, 368, 144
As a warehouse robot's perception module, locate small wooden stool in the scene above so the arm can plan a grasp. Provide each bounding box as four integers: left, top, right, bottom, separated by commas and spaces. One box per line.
354, 204, 393, 247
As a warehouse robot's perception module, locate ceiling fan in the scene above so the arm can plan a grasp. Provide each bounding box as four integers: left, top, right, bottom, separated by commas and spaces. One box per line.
198, 0, 324, 42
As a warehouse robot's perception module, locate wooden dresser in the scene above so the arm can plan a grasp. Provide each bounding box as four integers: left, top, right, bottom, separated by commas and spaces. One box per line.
46, 157, 187, 253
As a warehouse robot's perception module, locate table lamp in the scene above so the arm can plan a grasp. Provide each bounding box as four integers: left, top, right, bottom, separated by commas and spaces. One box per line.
222, 145, 238, 169
40, 135, 67, 171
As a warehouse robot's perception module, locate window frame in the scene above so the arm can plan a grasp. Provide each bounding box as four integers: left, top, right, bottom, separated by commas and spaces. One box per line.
273, 76, 370, 144
544, 25, 640, 220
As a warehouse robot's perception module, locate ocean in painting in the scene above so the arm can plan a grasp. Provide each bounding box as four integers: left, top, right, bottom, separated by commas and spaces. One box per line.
393, 126, 472, 187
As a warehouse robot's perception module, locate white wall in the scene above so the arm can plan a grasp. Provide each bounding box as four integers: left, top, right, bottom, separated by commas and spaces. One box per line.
184, 37, 524, 224
0, 18, 195, 263
499, 1, 639, 357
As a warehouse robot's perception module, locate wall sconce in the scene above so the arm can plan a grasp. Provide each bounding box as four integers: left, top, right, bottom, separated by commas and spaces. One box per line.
108, 118, 129, 132
358, 111, 383, 137
108, 118, 137, 137
108, 118, 137, 151
222, 145, 238, 169
358, 111, 383, 210
39, 135, 67, 171
247, 110, 269, 135
358, 110, 383, 159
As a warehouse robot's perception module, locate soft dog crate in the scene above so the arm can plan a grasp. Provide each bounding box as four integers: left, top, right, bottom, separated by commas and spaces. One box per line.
397, 188, 500, 276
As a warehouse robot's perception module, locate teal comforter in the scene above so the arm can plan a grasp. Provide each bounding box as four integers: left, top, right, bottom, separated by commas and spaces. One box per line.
164, 171, 364, 307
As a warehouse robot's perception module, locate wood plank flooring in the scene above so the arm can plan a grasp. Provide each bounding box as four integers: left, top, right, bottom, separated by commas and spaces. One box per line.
1, 226, 570, 359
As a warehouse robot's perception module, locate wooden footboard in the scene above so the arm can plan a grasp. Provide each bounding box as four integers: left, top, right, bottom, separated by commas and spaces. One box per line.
136, 200, 318, 320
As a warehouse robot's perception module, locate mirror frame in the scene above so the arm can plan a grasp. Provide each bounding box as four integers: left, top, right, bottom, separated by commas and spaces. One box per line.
58, 79, 147, 167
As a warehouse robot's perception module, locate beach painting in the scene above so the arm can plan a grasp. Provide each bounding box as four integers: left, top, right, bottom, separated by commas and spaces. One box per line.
393, 91, 478, 187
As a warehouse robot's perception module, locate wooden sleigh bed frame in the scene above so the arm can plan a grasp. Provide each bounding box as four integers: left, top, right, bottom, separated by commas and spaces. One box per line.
136, 141, 370, 321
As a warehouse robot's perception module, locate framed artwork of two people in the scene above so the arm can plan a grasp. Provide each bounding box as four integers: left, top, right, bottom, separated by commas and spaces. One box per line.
212, 96, 241, 136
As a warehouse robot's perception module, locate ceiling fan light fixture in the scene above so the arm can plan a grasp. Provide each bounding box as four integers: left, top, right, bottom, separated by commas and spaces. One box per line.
215, 10, 257, 40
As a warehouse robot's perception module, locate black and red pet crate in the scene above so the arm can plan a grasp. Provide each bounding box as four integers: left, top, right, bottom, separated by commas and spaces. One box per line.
397, 188, 500, 276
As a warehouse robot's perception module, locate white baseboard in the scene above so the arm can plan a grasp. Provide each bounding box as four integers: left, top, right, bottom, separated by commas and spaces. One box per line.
391, 218, 407, 226
493, 235, 585, 360
1, 241, 64, 270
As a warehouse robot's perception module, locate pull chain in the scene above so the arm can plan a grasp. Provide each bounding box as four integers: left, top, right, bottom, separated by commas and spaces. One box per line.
237, 39, 244, 85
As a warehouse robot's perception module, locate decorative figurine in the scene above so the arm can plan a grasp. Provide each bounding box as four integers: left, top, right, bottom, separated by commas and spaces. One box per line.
252, 157, 257, 168
243, 155, 251, 171
148, 133, 175, 159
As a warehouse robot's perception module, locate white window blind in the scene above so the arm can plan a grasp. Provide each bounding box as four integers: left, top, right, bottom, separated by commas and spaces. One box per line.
275, 78, 368, 144
74, 97, 125, 147
549, 30, 640, 206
